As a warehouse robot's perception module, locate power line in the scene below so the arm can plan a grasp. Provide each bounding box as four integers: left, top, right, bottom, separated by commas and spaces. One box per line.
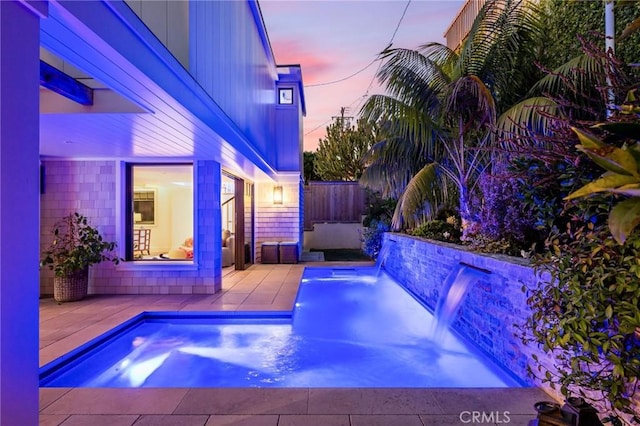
354, 0, 411, 114
304, 0, 411, 90
305, 0, 412, 138
305, 60, 378, 88
304, 96, 364, 138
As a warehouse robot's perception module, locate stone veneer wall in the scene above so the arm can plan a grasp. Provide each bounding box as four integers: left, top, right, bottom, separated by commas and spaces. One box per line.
383, 233, 640, 420
40, 160, 221, 296
381, 232, 552, 388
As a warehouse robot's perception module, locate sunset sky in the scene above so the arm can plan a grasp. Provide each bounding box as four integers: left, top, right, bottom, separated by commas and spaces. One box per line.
259, 0, 464, 151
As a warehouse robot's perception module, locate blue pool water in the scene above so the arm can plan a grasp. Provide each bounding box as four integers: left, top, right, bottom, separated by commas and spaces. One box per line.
40, 267, 522, 388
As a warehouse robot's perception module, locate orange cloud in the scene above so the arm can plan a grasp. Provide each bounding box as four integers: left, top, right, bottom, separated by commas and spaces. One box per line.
272, 38, 336, 85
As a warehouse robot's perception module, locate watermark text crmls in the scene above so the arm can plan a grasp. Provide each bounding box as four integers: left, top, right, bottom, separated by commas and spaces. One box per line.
459, 411, 511, 424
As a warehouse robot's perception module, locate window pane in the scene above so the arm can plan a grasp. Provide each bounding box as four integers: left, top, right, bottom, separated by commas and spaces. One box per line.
131, 164, 193, 261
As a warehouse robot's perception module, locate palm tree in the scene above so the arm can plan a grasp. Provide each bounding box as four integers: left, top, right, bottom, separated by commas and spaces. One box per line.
359, 0, 543, 233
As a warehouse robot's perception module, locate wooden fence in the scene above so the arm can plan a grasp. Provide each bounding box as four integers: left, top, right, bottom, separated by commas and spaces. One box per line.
303, 181, 369, 230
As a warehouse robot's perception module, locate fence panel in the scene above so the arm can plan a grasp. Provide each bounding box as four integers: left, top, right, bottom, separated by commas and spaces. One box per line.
304, 182, 369, 230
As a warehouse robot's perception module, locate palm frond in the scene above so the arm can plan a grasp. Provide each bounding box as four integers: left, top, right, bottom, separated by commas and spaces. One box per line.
360, 137, 428, 199
529, 54, 605, 98
375, 47, 449, 110
360, 94, 442, 160
495, 97, 561, 143
456, 0, 545, 108
417, 42, 459, 78
391, 163, 443, 229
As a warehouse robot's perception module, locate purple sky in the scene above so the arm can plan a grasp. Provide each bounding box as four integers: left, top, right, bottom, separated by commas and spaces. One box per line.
259, 0, 464, 151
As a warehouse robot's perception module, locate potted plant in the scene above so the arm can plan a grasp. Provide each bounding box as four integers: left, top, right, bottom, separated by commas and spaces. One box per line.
41, 212, 120, 302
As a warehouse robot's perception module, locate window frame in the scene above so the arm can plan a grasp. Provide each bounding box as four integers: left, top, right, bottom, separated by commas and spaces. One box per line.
124, 162, 195, 263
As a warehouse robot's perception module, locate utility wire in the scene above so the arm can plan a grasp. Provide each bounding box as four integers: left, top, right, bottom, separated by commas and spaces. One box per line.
354, 0, 411, 113
304, 95, 364, 137
304, 0, 411, 90
305, 60, 378, 88
304, 0, 412, 138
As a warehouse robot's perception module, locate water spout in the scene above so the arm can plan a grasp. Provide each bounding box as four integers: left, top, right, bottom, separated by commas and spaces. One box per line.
431, 262, 490, 341
375, 238, 394, 276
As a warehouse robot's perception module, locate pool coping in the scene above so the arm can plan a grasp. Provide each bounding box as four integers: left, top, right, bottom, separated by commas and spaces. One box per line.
39, 263, 553, 424
39, 310, 294, 386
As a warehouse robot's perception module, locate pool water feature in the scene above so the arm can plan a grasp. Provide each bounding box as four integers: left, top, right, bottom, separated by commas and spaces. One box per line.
432, 262, 491, 341
40, 266, 522, 388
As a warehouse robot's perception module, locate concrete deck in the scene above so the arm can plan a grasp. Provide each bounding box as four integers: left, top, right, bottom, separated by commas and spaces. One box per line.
39, 263, 548, 425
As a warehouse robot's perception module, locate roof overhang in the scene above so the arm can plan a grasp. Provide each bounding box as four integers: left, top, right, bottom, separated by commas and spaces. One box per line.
39, 0, 278, 181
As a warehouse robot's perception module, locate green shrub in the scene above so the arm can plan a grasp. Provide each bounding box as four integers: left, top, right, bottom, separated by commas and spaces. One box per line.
409, 219, 461, 244
361, 219, 390, 260
521, 195, 640, 425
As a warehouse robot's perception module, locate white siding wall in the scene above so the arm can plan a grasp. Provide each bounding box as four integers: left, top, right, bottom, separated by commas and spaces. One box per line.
189, 0, 276, 165
125, 0, 190, 69
254, 181, 300, 263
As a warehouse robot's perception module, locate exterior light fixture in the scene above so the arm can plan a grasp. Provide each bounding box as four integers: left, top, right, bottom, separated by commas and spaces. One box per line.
273, 186, 283, 204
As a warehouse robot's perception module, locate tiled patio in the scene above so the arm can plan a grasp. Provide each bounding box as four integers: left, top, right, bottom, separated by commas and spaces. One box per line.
39, 263, 548, 426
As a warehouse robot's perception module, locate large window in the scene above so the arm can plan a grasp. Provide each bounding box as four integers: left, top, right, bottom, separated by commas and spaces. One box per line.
127, 164, 194, 261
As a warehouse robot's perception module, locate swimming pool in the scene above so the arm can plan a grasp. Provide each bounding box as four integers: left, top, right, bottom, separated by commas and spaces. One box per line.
40, 266, 522, 388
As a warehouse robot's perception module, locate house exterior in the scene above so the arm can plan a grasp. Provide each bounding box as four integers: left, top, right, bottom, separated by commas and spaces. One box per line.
443, 0, 489, 51
0, 0, 304, 423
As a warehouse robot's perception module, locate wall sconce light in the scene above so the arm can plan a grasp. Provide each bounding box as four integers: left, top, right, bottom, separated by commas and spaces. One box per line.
273, 186, 283, 205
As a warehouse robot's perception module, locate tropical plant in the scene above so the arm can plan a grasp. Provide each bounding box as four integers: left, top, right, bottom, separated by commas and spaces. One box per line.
521, 194, 640, 426
360, 219, 390, 260
41, 212, 120, 277
359, 0, 544, 233
467, 171, 537, 256
494, 4, 640, 160
565, 123, 640, 244
408, 218, 461, 244
515, 91, 640, 425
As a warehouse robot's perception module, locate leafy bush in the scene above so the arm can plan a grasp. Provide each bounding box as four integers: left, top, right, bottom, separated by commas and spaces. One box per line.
466, 234, 517, 256
521, 195, 640, 425
564, 91, 640, 244
409, 218, 461, 244
362, 193, 396, 228
509, 156, 600, 251
467, 172, 537, 256
361, 219, 390, 260
41, 212, 120, 277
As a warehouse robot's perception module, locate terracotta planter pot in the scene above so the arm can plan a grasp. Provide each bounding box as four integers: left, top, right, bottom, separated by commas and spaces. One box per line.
53, 268, 89, 302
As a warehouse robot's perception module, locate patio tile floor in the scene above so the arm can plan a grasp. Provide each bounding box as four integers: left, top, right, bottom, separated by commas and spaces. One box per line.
39, 263, 548, 425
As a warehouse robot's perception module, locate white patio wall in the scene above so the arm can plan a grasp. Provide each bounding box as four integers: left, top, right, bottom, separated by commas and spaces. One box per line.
303, 223, 364, 250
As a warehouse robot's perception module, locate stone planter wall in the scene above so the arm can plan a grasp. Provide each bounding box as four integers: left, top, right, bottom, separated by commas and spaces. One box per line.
381, 232, 550, 387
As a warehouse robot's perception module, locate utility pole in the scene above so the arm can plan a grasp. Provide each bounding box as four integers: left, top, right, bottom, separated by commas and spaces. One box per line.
605, 0, 615, 117
332, 107, 353, 131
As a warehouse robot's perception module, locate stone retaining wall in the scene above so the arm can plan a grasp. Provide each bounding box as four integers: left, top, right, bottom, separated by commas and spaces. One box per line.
381, 233, 548, 387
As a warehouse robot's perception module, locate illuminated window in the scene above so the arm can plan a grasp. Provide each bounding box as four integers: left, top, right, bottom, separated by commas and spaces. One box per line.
127, 164, 194, 261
